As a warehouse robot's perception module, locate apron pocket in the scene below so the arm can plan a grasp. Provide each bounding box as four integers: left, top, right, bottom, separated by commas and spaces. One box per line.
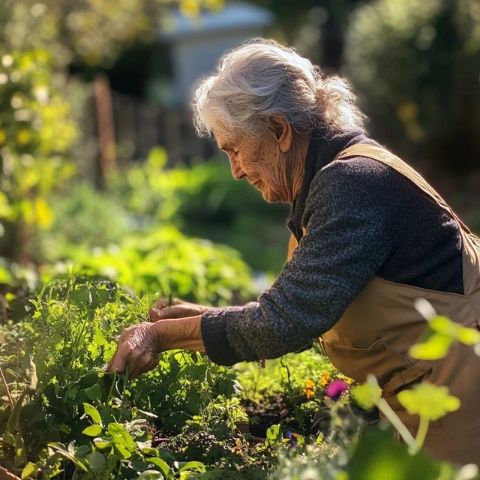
381, 359, 435, 398
321, 338, 416, 385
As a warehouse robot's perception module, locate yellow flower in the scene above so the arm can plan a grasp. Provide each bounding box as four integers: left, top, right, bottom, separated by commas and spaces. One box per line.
0, 129, 6, 144
305, 378, 315, 389
337, 374, 354, 385
304, 388, 315, 399
319, 371, 331, 387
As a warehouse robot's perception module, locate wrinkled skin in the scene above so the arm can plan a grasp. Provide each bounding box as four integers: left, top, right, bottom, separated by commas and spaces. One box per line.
149, 298, 209, 321
108, 299, 208, 379
213, 115, 310, 204
108, 322, 160, 379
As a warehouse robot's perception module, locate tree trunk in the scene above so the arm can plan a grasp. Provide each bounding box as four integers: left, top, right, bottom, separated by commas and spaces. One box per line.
94, 73, 117, 187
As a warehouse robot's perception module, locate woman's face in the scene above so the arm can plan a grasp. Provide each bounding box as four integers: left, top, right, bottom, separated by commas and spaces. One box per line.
213, 122, 291, 203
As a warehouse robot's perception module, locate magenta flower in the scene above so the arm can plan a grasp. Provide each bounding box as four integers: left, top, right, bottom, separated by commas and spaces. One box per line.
325, 380, 349, 400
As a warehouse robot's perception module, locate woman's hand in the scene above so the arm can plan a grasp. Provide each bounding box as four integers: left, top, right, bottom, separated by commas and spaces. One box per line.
108, 315, 205, 379
107, 322, 160, 379
149, 298, 210, 321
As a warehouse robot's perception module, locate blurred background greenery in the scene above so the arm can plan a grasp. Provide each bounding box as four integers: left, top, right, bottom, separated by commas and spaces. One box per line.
1, 0, 479, 303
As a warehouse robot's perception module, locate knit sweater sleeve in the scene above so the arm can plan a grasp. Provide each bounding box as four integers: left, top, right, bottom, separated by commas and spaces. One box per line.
200, 158, 406, 365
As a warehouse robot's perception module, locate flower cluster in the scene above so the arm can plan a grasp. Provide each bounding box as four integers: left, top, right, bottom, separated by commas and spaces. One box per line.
303, 372, 353, 401
303, 379, 316, 399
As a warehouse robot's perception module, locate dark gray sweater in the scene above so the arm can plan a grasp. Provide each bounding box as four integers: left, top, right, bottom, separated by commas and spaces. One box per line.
200, 130, 463, 366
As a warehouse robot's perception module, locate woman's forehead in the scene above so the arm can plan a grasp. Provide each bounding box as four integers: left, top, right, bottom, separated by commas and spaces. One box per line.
213, 125, 241, 149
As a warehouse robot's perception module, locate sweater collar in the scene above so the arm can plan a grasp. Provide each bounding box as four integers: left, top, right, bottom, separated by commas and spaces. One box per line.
287, 128, 368, 240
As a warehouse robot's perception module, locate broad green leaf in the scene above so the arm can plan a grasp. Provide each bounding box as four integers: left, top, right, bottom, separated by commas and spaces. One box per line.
93, 439, 112, 450
83, 402, 102, 425
179, 461, 206, 473
21, 461, 36, 479
83, 383, 102, 401
82, 424, 103, 437
397, 383, 460, 421
113, 442, 131, 459
86, 451, 106, 472
409, 333, 452, 360
48, 442, 90, 473
148, 457, 171, 476
352, 375, 382, 410
107, 423, 137, 453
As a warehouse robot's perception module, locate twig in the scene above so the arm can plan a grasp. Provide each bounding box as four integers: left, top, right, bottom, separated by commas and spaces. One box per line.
0, 365, 14, 410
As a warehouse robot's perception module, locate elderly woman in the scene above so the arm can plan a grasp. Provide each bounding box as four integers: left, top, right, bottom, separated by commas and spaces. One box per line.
109, 39, 480, 464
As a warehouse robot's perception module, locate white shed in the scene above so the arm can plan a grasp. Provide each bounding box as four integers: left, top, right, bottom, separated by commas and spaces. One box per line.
158, 2, 274, 106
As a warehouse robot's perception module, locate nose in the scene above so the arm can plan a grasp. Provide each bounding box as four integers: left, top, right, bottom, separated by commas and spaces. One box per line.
229, 157, 246, 180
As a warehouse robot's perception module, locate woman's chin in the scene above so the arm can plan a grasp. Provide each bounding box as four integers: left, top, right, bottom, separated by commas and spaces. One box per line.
261, 188, 282, 203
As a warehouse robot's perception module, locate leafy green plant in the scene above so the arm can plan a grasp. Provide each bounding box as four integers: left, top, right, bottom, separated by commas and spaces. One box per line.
0, 49, 76, 263
45, 225, 254, 304
108, 149, 290, 274
345, 0, 480, 174
0, 275, 244, 478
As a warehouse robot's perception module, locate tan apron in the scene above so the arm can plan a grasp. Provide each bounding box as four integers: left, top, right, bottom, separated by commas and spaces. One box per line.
287, 144, 480, 465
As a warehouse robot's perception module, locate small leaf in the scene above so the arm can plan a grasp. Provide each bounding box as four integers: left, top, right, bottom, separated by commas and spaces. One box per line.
178, 460, 206, 473
148, 457, 171, 476
2, 431, 16, 446
83, 403, 102, 425
7, 391, 27, 432
21, 461, 36, 479
82, 424, 103, 437
352, 375, 382, 410
457, 326, 480, 346
107, 423, 137, 453
397, 383, 460, 421
93, 438, 113, 450
409, 333, 453, 360
86, 451, 106, 472
83, 383, 102, 401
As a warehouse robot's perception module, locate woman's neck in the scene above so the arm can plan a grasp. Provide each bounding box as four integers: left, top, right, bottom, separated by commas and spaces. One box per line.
283, 132, 312, 203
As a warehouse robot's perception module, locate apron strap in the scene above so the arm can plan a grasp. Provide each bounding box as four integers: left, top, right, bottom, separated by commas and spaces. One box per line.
334, 144, 472, 234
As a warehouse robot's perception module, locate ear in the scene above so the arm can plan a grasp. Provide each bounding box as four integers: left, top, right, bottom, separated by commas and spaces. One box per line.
270, 115, 293, 153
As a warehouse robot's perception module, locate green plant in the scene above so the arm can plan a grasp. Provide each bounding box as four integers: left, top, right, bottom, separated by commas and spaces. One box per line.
108, 149, 290, 274
345, 0, 480, 174
0, 275, 244, 478
45, 225, 254, 304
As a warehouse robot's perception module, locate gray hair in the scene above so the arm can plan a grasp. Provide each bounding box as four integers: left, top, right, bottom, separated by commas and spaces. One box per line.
192, 38, 367, 139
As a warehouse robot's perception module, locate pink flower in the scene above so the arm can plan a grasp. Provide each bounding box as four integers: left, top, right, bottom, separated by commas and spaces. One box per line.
325, 380, 349, 400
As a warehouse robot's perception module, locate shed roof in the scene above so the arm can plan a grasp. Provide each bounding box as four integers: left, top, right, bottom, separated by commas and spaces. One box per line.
159, 1, 274, 41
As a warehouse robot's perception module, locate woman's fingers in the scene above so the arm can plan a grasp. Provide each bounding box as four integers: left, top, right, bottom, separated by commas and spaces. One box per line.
149, 305, 189, 321
107, 340, 130, 374
107, 322, 159, 378
128, 352, 157, 379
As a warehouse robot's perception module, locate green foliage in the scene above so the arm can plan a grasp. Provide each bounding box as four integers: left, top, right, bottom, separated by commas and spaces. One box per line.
46, 225, 253, 304
397, 383, 460, 422
109, 150, 290, 274
0, 275, 241, 477
236, 348, 341, 402
35, 182, 132, 263
345, 0, 480, 173
347, 427, 444, 480
0, 0, 224, 69
0, 49, 76, 260
351, 376, 381, 411
410, 315, 480, 360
